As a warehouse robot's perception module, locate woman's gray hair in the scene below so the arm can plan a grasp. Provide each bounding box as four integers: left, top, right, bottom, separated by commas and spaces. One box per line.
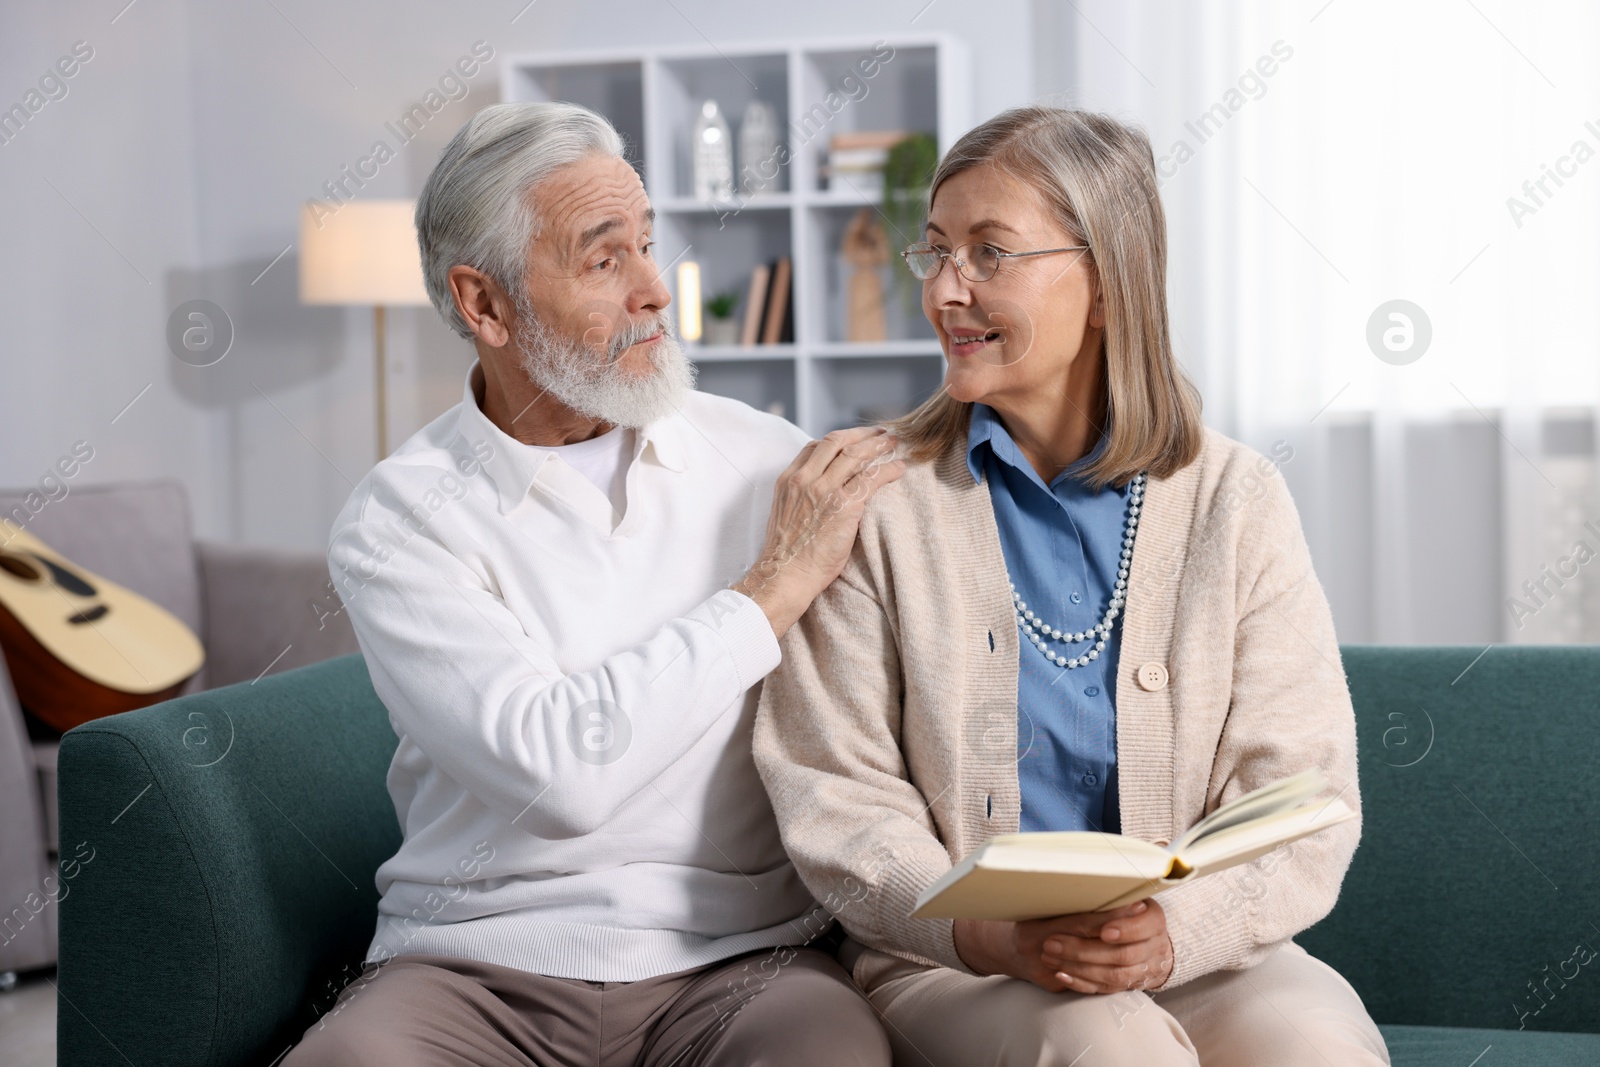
416, 101, 626, 338
886, 106, 1204, 489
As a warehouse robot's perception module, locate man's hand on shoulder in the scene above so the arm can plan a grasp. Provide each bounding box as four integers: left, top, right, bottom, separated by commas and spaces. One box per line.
731, 426, 904, 640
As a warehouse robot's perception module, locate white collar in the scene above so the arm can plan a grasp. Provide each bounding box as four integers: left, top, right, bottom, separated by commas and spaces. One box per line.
455, 361, 689, 515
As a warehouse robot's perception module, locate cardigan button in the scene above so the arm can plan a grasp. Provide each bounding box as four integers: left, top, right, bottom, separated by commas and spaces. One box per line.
1136, 662, 1169, 691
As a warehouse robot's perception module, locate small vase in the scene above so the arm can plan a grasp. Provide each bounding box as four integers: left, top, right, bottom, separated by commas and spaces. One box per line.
739, 100, 780, 195
692, 100, 734, 202
703, 318, 741, 346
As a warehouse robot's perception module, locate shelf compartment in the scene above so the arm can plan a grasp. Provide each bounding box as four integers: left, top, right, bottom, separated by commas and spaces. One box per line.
797, 44, 939, 193
808, 355, 945, 434
802, 204, 938, 346
655, 52, 790, 200
693, 358, 799, 425
657, 208, 793, 346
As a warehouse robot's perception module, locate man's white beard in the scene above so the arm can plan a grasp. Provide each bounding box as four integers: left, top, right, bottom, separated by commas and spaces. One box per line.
513, 296, 696, 429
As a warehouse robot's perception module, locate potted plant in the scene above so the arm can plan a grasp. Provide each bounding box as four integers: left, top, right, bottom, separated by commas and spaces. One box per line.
703, 289, 741, 345
881, 132, 939, 311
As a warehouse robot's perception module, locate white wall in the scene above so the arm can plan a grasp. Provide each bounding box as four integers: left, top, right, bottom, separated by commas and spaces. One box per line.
2, 0, 1036, 550
0, 1, 206, 532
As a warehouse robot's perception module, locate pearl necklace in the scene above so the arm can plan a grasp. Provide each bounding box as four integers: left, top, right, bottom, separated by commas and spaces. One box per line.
1012, 471, 1147, 669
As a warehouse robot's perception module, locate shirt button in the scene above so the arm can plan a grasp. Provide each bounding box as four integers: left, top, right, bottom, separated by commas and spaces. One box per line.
1082, 773, 1098, 786
1136, 662, 1169, 691
1069, 592, 1082, 604
1084, 686, 1100, 697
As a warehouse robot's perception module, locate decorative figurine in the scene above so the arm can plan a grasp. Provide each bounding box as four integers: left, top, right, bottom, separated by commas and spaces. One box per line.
842, 207, 889, 342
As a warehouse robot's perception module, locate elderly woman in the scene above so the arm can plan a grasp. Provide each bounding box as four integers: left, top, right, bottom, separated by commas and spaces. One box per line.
753, 107, 1390, 1064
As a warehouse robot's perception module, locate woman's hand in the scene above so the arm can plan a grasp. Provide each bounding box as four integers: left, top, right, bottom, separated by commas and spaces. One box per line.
953, 899, 1174, 994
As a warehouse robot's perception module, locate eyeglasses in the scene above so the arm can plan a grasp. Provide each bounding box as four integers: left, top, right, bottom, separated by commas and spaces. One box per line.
901, 241, 1090, 283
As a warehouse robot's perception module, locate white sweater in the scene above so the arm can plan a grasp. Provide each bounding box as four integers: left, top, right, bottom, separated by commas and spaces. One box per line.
328, 361, 826, 981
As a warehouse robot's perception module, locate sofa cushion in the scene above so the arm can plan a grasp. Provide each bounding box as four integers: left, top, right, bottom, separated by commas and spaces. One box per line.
1380, 1024, 1600, 1066
195, 540, 359, 689
1300, 645, 1600, 1034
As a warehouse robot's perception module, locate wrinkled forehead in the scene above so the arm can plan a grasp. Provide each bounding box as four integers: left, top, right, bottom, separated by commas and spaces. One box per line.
927, 164, 1059, 240
535, 156, 654, 255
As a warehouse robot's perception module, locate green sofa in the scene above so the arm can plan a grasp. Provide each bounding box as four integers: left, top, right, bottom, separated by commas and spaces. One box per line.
54, 646, 1600, 1065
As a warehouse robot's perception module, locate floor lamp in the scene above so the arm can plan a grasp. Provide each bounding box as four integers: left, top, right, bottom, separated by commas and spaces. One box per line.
299, 200, 431, 460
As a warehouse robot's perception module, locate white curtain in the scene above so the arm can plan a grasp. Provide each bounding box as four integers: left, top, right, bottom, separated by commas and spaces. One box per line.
1038, 0, 1600, 644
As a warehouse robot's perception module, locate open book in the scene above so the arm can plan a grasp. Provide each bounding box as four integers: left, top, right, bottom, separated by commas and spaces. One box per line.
910, 770, 1355, 921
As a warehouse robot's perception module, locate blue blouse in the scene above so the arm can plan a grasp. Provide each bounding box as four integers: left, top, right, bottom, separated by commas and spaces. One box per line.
966, 403, 1130, 834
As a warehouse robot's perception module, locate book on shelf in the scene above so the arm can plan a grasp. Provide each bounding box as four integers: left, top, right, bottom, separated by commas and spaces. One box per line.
910, 769, 1356, 921
739, 262, 770, 347
733, 258, 793, 347
822, 130, 922, 176
827, 147, 893, 169
760, 257, 793, 345
830, 129, 910, 151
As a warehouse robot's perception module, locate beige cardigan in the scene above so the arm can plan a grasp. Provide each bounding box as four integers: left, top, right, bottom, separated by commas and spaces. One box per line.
752, 422, 1361, 992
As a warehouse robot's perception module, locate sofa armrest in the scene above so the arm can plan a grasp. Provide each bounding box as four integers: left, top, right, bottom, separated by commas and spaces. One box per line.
57, 654, 399, 1066
196, 541, 359, 689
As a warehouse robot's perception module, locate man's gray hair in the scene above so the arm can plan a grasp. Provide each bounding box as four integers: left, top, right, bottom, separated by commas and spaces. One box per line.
416, 101, 626, 338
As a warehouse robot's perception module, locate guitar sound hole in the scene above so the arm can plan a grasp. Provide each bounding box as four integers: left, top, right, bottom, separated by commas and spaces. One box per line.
26, 553, 97, 596
0, 554, 42, 581
68, 605, 110, 625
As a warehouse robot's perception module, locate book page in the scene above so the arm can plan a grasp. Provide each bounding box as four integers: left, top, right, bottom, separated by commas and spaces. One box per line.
983, 836, 1170, 877
1175, 768, 1331, 851
1180, 796, 1357, 875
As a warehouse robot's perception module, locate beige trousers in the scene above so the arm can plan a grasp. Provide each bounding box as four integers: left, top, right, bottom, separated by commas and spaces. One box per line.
283, 946, 890, 1067
861, 940, 1390, 1067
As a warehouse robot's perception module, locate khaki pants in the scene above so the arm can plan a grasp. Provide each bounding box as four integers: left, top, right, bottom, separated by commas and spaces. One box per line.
861, 940, 1390, 1066
283, 946, 890, 1067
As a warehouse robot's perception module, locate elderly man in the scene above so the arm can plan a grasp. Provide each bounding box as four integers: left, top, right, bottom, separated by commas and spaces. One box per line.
285, 101, 901, 1066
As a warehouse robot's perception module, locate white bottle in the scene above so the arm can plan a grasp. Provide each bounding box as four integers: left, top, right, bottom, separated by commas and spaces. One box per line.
692, 100, 734, 202
738, 99, 779, 195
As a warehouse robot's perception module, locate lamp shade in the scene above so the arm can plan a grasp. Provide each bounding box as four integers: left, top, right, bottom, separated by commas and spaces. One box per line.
299, 200, 431, 306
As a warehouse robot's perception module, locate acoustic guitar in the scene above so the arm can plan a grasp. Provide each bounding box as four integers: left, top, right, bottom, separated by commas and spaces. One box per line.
0, 520, 204, 732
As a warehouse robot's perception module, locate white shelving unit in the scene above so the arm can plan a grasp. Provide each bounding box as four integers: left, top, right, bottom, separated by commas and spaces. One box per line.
503, 35, 970, 435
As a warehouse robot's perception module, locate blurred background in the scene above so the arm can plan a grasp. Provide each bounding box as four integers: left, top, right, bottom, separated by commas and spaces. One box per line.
2, 0, 1597, 648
